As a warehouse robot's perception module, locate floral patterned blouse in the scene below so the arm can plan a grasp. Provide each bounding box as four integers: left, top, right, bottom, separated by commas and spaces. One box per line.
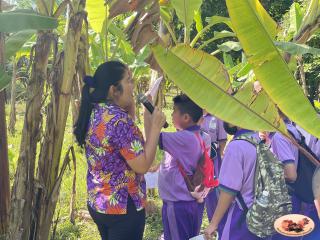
85, 102, 146, 214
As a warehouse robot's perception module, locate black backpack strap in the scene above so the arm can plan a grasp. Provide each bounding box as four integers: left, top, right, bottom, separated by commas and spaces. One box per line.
236, 192, 248, 212
236, 192, 249, 227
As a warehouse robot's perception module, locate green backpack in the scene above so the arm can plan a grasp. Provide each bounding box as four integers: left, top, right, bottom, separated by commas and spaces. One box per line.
234, 134, 292, 238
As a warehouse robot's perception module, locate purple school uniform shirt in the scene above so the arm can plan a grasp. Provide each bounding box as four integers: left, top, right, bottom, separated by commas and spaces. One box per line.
219, 130, 258, 208
158, 125, 205, 202
296, 125, 320, 159
201, 114, 227, 143
218, 130, 259, 240
270, 122, 300, 166
309, 136, 320, 158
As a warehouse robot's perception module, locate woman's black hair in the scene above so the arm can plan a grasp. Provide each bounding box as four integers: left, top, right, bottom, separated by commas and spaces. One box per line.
74, 61, 127, 146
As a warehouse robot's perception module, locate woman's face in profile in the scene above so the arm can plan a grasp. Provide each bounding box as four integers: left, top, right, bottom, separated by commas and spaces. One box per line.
117, 69, 135, 110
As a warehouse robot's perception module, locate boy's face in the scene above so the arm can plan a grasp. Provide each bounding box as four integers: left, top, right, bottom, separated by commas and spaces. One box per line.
172, 105, 190, 130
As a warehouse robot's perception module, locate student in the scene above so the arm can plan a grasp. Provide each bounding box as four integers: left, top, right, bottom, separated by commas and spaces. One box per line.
270, 116, 320, 240
200, 111, 227, 220
144, 94, 206, 240
295, 99, 320, 159
201, 110, 227, 162
204, 123, 264, 240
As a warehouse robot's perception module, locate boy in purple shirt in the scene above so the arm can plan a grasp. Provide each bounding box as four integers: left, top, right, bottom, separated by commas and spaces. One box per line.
157, 94, 207, 240
270, 117, 320, 240
205, 123, 265, 240
200, 111, 227, 220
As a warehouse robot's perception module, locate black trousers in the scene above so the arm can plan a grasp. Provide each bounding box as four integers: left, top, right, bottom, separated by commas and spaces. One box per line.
88, 197, 146, 240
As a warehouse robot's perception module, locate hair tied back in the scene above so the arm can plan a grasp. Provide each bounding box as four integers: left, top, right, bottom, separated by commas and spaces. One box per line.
84, 75, 96, 88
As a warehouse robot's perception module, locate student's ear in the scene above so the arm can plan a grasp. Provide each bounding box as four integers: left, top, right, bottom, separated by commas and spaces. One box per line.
183, 113, 191, 122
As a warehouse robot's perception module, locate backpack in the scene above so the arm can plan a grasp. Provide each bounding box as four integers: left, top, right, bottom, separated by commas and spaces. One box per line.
177, 132, 219, 195
287, 129, 319, 203
234, 134, 292, 238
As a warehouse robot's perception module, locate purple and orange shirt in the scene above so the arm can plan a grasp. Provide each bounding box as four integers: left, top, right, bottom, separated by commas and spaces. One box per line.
85, 103, 146, 214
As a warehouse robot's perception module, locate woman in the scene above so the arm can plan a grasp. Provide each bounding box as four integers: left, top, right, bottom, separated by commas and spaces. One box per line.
74, 61, 166, 240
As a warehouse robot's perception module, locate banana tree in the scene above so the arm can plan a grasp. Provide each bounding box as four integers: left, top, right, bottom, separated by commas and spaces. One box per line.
0, 2, 9, 237
32, 0, 86, 238
0, 4, 58, 238
6, 1, 71, 239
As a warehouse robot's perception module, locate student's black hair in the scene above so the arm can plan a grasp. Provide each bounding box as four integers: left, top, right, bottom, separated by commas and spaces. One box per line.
173, 94, 203, 123
74, 61, 127, 146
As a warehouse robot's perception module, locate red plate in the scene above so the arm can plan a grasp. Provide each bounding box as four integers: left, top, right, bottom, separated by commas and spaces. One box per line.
274, 214, 315, 237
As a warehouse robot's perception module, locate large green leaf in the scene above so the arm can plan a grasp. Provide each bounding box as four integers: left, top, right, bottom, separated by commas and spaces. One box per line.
247, 0, 278, 38
0, 10, 58, 32
275, 41, 320, 56
5, 30, 35, 59
205, 16, 234, 31
86, 0, 106, 33
198, 30, 236, 50
226, 0, 320, 138
218, 41, 242, 52
171, 0, 203, 42
296, 0, 320, 42
171, 0, 203, 29
0, 67, 11, 91
289, 2, 303, 35
194, 10, 203, 33
152, 44, 287, 133
108, 22, 127, 40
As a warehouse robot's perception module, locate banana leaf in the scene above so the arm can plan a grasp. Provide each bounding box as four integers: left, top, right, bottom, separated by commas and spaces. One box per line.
205, 16, 233, 31
289, 2, 303, 35
152, 44, 287, 134
295, 0, 320, 42
194, 10, 203, 33
247, 0, 279, 38
0, 10, 57, 32
86, 0, 106, 33
0, 67, 11, 91
218, 41, 242, 52
226, 0, 320, 138
275, 41, 320, 56
5, 30, 35, 59
198, 30, 236, 50
171, 0, 203, 42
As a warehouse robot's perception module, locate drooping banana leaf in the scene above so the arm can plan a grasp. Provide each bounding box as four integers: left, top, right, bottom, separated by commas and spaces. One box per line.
289, 2, 304, 36
0, 67, 11, 91
218, 41, 242, 52
0, 10, 58, 32
194, 10, 203, 33
205, 16, 234, 31
234, 81, 283, 131
223, 52, 235, 70
152, 44, 287, 134
171, 0, 203, 43
275, 41, 320, 56
198, 30, 236, 50
5, 30, 36, 59
86, 0, 107, 33
226, 0, 320, 138
247, 0, 279, 38
295, 0, 320, 43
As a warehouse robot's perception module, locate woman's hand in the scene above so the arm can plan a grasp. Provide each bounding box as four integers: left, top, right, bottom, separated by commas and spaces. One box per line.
204, 223, 218, 240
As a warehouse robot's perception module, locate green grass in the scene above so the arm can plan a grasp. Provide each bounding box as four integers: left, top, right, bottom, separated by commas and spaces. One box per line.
6, 102, 209, 240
